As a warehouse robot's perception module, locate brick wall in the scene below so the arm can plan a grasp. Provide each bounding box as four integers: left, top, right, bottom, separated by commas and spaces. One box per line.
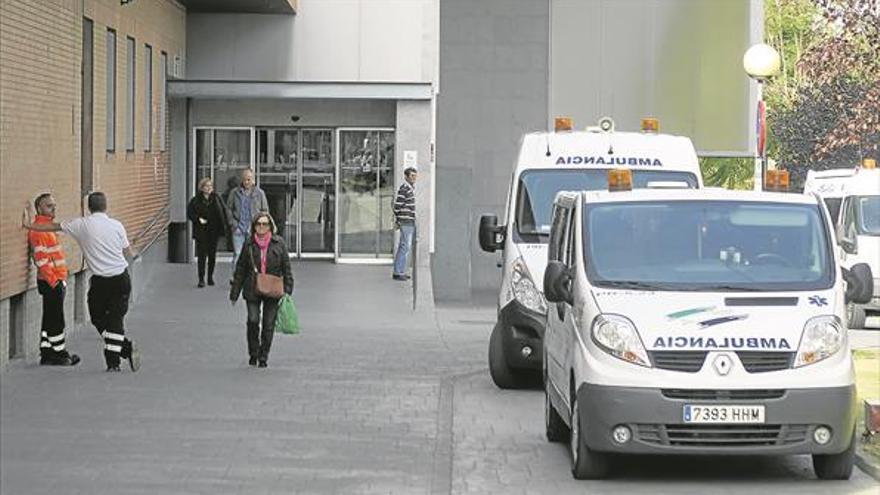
0, 0, 186, 300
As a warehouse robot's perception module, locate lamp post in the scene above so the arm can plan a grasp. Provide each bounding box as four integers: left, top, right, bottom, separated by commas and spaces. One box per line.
743, 43, 781, 191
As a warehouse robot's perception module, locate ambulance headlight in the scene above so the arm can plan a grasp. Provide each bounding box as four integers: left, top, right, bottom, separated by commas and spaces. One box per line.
511, 258, 547, 315
591, 314, 650, 367
794, 316, 844, 368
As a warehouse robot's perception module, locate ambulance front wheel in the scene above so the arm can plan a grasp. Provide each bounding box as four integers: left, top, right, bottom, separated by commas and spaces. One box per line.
812, 430, 855, 480
569, 393, 609, 479
489, 322, 525, 389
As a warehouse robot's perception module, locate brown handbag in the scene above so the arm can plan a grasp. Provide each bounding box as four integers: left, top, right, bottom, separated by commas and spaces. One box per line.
250, 246, 284, 299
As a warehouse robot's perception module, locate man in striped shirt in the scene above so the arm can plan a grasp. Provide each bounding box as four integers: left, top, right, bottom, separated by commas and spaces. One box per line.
392, 166, 418, 281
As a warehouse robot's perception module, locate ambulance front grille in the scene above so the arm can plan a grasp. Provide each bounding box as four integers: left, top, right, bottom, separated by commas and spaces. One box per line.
735, 352, 793, 373
661, 389, 786, 401
636, 424, 809, 447
648, 351, 793, 373
648, 351, 707, 373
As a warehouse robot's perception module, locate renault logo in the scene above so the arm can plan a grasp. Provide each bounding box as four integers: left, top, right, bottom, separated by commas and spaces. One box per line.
713, 354, 733, 376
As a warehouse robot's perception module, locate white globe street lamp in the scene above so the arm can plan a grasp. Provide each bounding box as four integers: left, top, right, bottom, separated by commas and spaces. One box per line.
743, 44, 781, 81
743, 43, 781, 190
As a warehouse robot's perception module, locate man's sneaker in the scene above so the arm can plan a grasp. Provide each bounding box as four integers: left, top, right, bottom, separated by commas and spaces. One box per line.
58, 354, 81, 366
128, 341, 141, 372
41, 354, 81, 366
106, 365, 121, 372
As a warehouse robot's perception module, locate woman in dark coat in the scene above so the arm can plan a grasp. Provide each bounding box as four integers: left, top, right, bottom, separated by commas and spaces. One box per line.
187, 177, 228, 287
229, 213, 293, 368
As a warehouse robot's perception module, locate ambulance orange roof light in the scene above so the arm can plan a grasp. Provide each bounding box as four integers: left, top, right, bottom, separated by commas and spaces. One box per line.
863, 158, 876, 169
641, 117, 659, 133
764, 169, 790, 192
555, 117, 573, 132
608, 169, 633, 192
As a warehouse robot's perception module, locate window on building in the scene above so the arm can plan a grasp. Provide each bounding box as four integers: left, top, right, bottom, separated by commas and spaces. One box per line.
144, 44, 152, 152
105, 29, 116, 152
159, 51, 167, 151
126, 36, 135, 151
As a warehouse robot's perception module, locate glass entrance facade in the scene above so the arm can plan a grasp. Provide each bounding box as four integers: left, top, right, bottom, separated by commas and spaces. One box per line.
337, 129, 396, 259
194, 126, 394, 260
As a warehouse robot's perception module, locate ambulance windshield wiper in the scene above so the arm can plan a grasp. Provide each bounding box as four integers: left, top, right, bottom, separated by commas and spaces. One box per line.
599, 280, 675, 291
698, 284, 760, 292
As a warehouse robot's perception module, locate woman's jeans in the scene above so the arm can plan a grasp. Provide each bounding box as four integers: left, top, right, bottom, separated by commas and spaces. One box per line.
393, 224, 415, 276
246, 297, 279, 361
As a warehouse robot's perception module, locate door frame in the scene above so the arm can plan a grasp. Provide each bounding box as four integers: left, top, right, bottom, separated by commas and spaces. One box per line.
190, 126, 256, 260
334, 127, 396, 263
256, 127, 336, 259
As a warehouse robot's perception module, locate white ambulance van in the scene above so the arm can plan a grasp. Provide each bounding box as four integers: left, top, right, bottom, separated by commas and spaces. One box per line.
804, 161, 880, 328
479, 118, 704, 389
542, 171, 874, 480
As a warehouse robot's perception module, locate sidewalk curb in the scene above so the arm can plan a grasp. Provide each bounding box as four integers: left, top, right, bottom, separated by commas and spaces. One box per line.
855, 447, 880, 481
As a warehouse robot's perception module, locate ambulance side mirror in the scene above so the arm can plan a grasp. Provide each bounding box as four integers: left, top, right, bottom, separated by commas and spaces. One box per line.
479, 215, 505, 252
843, 263, 873, 305
544, 261, 573, 304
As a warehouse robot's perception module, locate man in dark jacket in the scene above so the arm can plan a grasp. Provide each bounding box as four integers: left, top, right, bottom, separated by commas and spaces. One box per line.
226, 168, 269, 272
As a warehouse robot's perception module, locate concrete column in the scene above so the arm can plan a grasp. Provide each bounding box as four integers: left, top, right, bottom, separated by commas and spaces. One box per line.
396, 100, 435, 309
169, 97, 191, 263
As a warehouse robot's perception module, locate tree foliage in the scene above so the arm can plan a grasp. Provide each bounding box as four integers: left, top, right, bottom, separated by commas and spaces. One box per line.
700, 157, 754, 190
764, 0, 880, 188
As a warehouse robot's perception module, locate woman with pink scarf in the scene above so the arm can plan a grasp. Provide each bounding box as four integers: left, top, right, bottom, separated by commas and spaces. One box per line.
229, 213, 293, 368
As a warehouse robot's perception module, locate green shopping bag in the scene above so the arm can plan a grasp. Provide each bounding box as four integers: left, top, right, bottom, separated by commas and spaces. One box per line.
276, 294, 301, 335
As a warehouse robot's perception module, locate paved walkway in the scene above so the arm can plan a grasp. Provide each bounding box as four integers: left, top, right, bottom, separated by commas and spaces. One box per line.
0, 261, 489, 495
3, 262, 878, 494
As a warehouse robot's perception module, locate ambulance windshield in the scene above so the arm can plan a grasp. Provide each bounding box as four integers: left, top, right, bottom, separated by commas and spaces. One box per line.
584, 201, 833, 291
515, 169, 698, 242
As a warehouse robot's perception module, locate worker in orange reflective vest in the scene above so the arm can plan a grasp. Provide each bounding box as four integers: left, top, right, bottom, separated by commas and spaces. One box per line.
28, 193, 80, 366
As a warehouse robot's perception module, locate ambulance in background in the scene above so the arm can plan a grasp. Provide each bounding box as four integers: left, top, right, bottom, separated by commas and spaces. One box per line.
478, 117, 704, 389
804, 159, 880, 328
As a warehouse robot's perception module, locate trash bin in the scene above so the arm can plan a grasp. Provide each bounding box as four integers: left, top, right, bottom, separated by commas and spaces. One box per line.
168, 222, 188, 263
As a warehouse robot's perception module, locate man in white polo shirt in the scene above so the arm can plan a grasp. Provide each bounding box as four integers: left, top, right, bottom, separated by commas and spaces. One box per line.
24, 192, 141, 372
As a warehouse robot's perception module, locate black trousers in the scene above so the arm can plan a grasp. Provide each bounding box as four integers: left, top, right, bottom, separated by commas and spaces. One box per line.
88, 271, 132, 367
246, 297, 279, 361
195, 237, 218, 282
37, 280, 69, 359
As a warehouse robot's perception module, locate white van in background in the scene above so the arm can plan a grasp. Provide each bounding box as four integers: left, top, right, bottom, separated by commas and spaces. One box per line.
478, 117, 704, 388
542, 172, 874, 480
804, 161, 880, 328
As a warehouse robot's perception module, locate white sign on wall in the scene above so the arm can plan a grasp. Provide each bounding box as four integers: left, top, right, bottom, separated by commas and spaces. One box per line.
404, 150, 418, 168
